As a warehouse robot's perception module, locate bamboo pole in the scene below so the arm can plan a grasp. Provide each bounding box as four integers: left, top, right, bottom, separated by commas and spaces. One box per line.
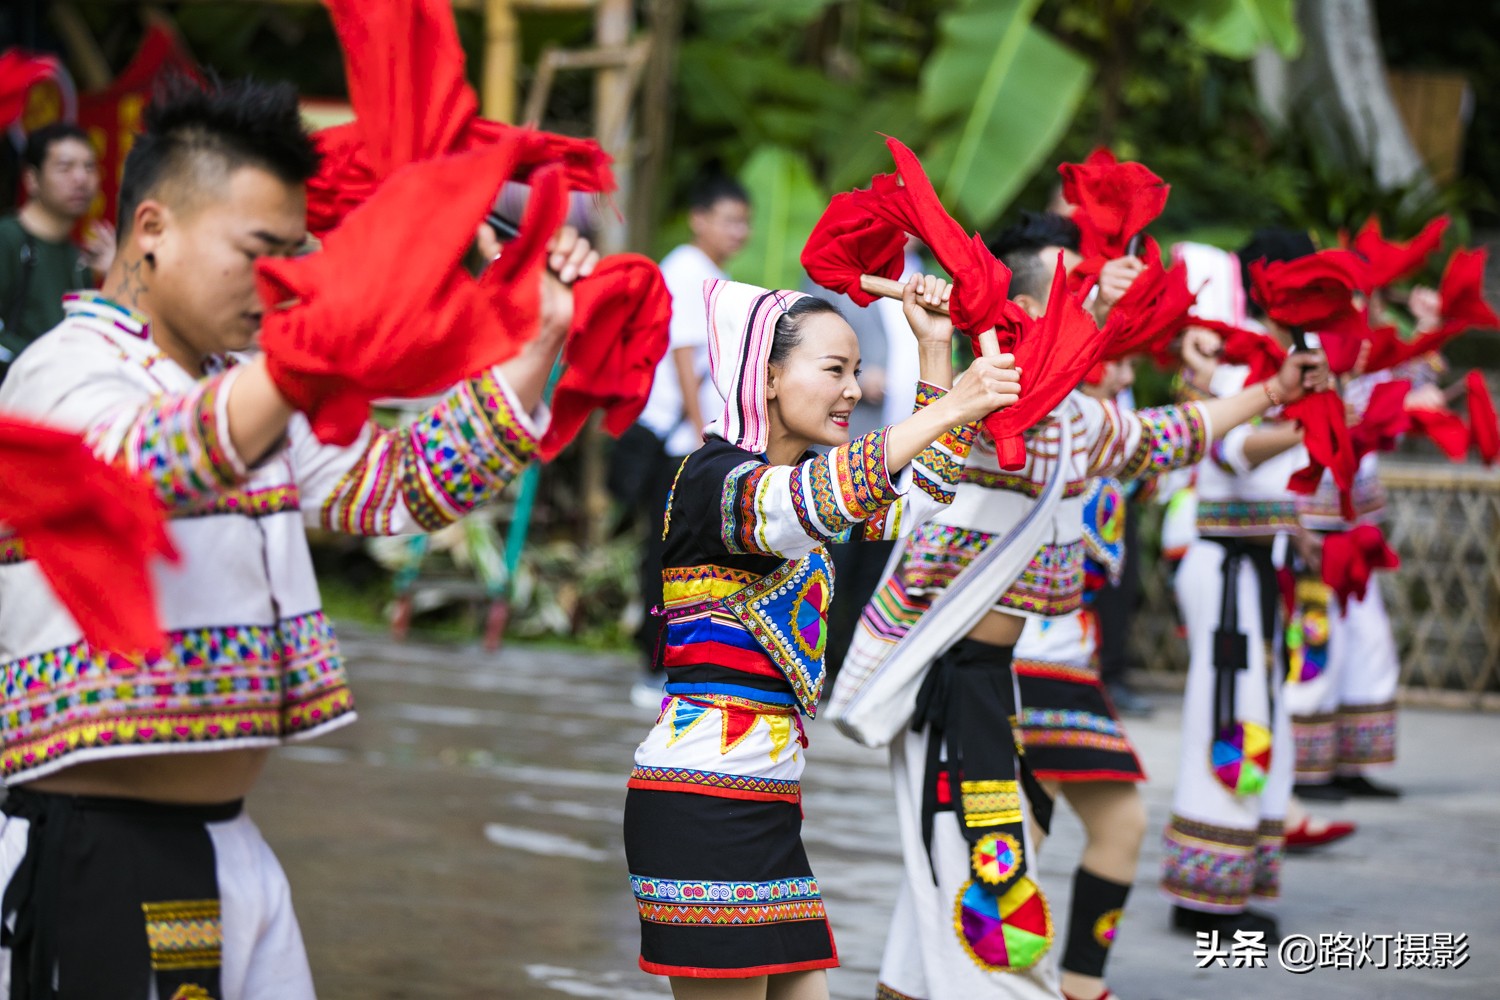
482, 0, 519, 123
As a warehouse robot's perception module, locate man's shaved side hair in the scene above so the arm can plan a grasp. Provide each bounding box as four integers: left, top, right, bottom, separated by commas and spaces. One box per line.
987, 210, 1081, 302
116, 73, 321, 235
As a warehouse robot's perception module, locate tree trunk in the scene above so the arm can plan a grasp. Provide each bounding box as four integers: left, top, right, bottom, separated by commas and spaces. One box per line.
1254, 0, 1426, 191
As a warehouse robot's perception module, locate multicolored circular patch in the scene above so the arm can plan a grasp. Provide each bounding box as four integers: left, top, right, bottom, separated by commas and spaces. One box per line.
1211, 721, 1272, 796
1285, 604, 1329, 683
1093, 907, 1121, 949
954, 877, 1053, 972
971, 832, 1023, 888
790, 573, 829, 661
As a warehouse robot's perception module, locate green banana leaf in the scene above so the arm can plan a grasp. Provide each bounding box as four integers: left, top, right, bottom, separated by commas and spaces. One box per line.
918, 0, 1092, 229
729, 145, 827, 290
1155, 0, 1302, 60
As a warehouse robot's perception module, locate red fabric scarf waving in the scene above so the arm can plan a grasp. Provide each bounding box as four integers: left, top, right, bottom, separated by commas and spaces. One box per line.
800, 194, 908, 307
1059, 148, 1168, 287
1467, 369, 1500, 465
307, 0, 613, 235
0, 416, 176, 655
845, 137, 1023, 343
1284, 390, 1359, 521
1350, 380, 1412, 458
1100, 260, 1197, 362
259, 143, 555, 445
1321, 524, 1399, 609
1189, 319, 1287, 386
985, 255, 1108, 469
540, 254, 672, 460
1247, 250, 1366, 333
1349, 215, 1449, 291
1405, 406, 1469, 461
1059, 148, 1168, 259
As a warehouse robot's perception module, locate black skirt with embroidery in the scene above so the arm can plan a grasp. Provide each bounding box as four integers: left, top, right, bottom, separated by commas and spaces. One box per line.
1014, 659, 1147, 782
623, 784, 837, 978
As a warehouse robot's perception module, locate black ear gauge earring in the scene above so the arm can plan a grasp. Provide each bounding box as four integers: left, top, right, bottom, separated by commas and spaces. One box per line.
144, 252, 157, 268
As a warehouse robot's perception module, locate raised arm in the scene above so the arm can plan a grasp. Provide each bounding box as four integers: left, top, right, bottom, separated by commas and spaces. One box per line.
717, 353, 1016, 561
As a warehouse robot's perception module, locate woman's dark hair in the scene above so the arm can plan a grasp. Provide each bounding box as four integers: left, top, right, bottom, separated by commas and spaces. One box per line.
1238, 227, 1317, 319
769, 296, 844, 367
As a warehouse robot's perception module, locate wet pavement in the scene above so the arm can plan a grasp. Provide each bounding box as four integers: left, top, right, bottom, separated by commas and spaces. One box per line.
252, 626, 1499, 999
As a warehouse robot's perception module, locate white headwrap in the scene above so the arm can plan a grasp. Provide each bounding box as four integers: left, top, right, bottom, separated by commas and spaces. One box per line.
1171, 241, 1246, 326
702, 278, 808, 454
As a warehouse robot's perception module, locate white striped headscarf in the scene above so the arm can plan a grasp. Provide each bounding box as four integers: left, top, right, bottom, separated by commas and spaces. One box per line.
703, 278, 809, 454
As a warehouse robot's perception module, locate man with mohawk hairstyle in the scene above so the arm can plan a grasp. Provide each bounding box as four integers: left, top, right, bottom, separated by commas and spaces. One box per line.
0, 72, 597, 999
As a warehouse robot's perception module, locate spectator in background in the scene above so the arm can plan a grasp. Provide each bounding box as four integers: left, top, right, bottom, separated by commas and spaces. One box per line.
0, 123, 115, 380
612, 174, 750, 708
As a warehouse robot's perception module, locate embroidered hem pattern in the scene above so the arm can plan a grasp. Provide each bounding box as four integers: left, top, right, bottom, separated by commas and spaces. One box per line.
1160, 813, 1264, 913
1292, 711, 1339, 781
0, 611, 354, 780
628, 765, 800, 803
1337, 701, 1396, 766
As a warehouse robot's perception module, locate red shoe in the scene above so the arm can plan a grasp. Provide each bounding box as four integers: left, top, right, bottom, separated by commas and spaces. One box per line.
1285, 816, 1356, 852
1063, 991, 1112, 1000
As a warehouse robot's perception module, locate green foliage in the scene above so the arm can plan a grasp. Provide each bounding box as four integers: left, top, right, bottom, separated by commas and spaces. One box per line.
729, 147, 828, 288
663, 0, 1096, 244
1155, 0, 1301, 59
919, 0, 1092, 224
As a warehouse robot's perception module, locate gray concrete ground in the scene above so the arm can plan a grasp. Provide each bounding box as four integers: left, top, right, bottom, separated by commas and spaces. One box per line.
253, 626, 1499, 999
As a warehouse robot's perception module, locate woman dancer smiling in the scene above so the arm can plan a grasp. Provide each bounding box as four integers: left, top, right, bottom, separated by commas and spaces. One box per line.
624, 273, 1021, 1000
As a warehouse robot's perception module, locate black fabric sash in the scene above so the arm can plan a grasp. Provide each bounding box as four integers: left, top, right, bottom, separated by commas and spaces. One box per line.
1, 788, 241, 1000
911, 638, 1053, 894
1202, 537, 1279, 741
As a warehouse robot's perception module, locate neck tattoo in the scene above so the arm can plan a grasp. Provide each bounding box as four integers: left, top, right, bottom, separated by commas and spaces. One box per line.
117, 257, 149, 308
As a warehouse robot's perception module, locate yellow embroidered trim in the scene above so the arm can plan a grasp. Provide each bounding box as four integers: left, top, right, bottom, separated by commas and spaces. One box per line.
142, 899, 222, 972
960, 779, 1023, 828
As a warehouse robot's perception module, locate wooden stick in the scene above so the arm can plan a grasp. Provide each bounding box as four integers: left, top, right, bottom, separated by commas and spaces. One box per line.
859, 274, 950, 315
856, 274, 1002, 355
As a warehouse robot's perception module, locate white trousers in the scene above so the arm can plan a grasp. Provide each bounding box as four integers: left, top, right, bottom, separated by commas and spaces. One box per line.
1283, 582, 1400, 781
875, 724, 1060, 1000
0, 807, 316, 1000
1161, 540, 1292, 914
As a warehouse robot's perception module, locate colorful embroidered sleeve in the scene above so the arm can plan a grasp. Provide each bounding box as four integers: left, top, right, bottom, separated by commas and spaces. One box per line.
79, 368, 249, 510
1084, 396, 1212, 485
863, 380, 978, 541
718, 429, 901, 560
296, 366, 545, 535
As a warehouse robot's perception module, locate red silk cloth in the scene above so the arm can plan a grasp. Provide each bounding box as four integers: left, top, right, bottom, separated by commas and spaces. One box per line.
259, 145, 559, 444
540, 254, 672, 460
800, 194, 907, 307
1321, 524, 1399, 609
307, 0, 613, 236
1284, 390, 1359, 522
1348, 215, 1448, 291
0, 416, 177, 656
805, 137, 1104, 468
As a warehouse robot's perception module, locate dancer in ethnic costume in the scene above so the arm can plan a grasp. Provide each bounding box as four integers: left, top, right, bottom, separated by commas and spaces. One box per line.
624, 274, 1022, 999
0, 76, 599, 999
1283, 364, 1437, 802
1160, 232, 1352, 942
834, 227, 1328, 1000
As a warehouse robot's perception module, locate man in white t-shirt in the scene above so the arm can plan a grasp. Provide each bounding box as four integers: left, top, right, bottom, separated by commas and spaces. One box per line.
614, 176, 750, 705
